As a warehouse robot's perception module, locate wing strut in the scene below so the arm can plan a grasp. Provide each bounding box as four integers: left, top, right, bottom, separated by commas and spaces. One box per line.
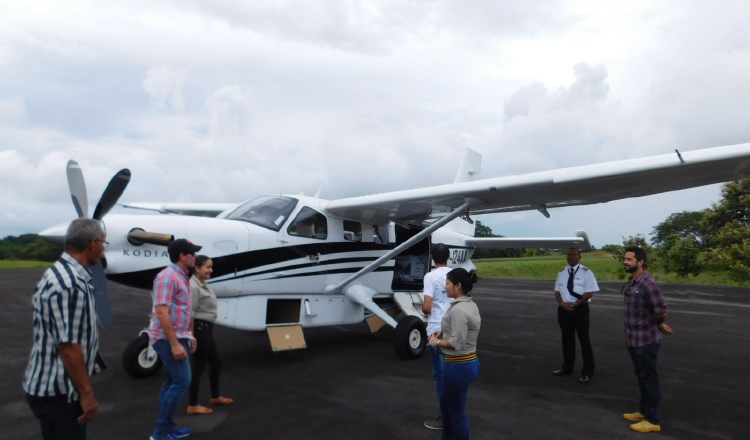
323, 198, 478, 296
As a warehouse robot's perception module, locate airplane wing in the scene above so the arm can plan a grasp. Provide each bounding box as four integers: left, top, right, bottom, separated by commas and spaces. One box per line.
325, 142, 750, 225
119, 202, 236, 217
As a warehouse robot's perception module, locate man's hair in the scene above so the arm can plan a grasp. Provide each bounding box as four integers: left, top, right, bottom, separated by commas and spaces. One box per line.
65, 218, 104, 252
431, 243, 450, 264
625, 246, 648, 269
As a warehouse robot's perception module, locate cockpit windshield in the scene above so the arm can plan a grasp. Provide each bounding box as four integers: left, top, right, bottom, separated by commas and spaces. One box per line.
224, 196, 298, 231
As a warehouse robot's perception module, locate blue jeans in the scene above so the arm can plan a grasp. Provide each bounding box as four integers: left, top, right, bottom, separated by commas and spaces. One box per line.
627, 343, 661, 425
152, 339, 191, 437
440, 359, 480, 440
428, 346, 444, 420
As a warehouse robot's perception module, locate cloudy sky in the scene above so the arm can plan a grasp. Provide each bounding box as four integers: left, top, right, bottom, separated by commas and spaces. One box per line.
2, 0, 750, 247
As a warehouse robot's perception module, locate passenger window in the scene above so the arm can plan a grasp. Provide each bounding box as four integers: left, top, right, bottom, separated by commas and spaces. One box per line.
343, 220, 362, 242
288, 207, 328, 240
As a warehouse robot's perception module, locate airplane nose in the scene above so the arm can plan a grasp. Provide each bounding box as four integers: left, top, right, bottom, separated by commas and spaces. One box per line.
39, 222, 70, 247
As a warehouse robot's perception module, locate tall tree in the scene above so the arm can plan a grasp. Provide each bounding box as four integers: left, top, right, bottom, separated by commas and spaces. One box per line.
702, 179, 750, 282
651, 210, 708, 249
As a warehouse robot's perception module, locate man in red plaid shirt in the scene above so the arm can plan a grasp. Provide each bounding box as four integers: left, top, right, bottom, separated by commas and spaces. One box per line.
148, 239, 202, 440
621, 246, 673, 434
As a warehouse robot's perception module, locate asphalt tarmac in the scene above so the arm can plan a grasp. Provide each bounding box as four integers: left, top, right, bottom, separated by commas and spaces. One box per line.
2, 268, 749, 440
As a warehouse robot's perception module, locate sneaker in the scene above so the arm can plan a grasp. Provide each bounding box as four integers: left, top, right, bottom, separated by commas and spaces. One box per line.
630, 420, 661, 433
149, 433, 178, 440
623, 411, 645, 422
170, 427, 191, 438
424, 417, 442, 430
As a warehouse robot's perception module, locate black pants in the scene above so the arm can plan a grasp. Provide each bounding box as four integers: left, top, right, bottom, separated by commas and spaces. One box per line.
557, 302, 595, 376
189, 319, 223, 405
26, 393, 86, 440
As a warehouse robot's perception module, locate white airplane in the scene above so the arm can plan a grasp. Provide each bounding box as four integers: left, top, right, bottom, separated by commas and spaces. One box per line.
41, 142, 750, 378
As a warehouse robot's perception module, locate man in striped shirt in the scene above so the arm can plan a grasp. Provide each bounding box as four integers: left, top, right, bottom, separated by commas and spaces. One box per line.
148, 238, 201, 440
23, 218, 108, 440
621, 246, 673, 434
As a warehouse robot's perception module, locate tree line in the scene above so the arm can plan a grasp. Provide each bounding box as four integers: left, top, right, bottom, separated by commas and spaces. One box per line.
605, 179, 750, 283
476, 179, 750, 283
0, 234, 61, 262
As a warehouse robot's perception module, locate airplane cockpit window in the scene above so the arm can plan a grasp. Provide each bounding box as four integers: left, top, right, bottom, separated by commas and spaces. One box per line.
224, 196, 298, 232
288, 207, 328, 240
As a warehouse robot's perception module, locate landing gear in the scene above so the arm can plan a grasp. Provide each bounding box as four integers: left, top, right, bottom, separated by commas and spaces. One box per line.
122, 332, 162, 378
394, 315, 427, 360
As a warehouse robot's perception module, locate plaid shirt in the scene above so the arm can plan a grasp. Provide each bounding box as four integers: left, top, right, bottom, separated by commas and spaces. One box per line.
148, 263, 194, 346
622, 271, 667, 347
23, 253, 104, 402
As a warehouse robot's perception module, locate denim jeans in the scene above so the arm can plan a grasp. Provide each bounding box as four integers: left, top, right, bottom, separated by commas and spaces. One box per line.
627, 343, 661, 424
152, 339, 192, 437
440, 359, 480, 440
428, 346, 444, 420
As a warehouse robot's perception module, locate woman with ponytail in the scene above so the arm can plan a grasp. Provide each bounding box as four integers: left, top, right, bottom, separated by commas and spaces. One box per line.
426, 268, 481, 440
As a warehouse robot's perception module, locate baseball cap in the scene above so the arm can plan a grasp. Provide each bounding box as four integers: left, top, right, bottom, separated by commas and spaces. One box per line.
168, 238, 202, 259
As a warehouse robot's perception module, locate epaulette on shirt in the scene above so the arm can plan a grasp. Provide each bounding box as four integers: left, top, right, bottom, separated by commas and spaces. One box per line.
582, 267, 590, 271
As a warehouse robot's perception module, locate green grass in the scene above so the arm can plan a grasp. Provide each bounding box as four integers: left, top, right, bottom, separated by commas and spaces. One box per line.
474, 252, 745, 286
1, 255, 744, 286
0, 260, 52, 269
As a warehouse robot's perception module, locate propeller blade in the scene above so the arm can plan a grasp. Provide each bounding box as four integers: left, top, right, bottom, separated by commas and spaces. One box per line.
93, 169, 131, 220
91, 263, 113, 329
66, 160, 88, 218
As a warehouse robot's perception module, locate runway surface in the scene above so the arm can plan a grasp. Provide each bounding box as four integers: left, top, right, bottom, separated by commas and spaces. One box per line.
2, 268, 749, 439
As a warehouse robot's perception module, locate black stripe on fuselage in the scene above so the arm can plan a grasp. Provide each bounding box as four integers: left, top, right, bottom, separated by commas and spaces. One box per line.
108, 241, 396, 290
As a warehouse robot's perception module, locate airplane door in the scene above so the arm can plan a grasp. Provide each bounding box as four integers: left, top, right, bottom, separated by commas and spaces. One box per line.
391, 225, 430, 291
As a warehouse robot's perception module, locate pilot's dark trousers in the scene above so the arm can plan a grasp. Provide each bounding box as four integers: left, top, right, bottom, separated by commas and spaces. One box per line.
557, 302, 595, 377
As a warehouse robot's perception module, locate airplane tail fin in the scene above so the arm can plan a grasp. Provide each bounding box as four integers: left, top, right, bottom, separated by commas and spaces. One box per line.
453, 148, 482, 184
443, 148, 482, 237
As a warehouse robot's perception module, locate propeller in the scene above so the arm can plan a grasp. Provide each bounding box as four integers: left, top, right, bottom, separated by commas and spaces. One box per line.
65, 160, 131, 330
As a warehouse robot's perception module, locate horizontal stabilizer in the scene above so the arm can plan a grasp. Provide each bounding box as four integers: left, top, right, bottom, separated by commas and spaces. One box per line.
467, 230, 591, 250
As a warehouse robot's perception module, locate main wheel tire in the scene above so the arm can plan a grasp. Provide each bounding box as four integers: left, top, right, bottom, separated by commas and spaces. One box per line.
122, 333, 162, 378
394, 315, 427, 360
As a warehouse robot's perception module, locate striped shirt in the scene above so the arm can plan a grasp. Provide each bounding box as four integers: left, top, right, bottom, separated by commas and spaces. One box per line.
23, 253, 102, 403
148, 263, 194, 346
623, 271, 667, 347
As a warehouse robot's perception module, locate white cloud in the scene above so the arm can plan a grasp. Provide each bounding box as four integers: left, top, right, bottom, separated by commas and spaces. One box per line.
143, 65, 189, 111
1, 1, 750, 247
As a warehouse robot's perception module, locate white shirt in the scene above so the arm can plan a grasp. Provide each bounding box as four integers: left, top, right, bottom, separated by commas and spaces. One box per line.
423, 266, 453, 333
554, 264, 599, 303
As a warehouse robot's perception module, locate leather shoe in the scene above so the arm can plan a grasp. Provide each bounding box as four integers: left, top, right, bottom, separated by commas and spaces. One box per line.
630, 420, 661, 432
551, 368, 573, 376
578, 375, 591, 384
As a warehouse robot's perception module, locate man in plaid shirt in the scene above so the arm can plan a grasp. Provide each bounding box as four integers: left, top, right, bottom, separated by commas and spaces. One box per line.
148, 239, 202, 440
621, 246, 673, 434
